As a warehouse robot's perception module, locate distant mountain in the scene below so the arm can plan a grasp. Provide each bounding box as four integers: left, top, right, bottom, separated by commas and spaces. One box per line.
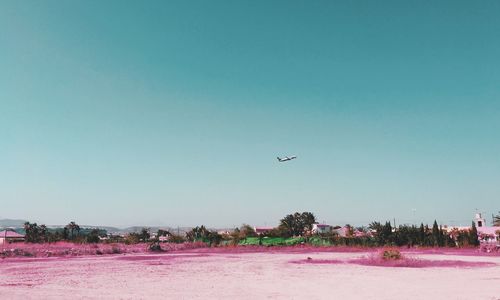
0, 219, 230, 235
0, 219, 28, 228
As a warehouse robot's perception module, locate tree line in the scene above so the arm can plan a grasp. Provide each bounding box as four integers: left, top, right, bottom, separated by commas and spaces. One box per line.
365, 220, 479, 247
23, 221, 106, 244
181, 212, 481, 247
19, 211, 492, 248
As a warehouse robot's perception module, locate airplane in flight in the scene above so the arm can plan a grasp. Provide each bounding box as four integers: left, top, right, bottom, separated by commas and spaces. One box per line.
277, 155, 297, 162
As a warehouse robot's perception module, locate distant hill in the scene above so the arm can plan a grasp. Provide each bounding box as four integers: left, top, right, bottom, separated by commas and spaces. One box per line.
0, 219, 231, 235
0, 219, 28, 228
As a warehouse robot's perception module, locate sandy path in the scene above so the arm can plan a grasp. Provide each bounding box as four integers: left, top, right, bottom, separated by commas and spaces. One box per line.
1, 251, 499, 299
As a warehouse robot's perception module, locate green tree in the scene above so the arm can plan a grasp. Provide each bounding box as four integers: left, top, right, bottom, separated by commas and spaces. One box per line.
418, 223, 425, 246
368, 221, 392, 246
65, 221, 80, 240
300, 212, 317, 233
39, 224, 48, 243
266, 226, 290, 238
24, 222, 41, 243
62, 227, 69, 240
368, 221, 383, 245
186, 225, 210, 242
438, 225, 445, 247
382, 221, 393, 245
125, 232, 140, 244
229, 228, 241, 245
469, 222, 479, 246
395, 225, 419, 247
168, 234, 185, 243
86, 229, 101, 243
239, 224, 257, 238
139, 228, 151, 242
432, 220, 440, 246
280, 213, 298, 236
424, 225, 431, 246
207, 231, 222, 246
279, 212, 316, 237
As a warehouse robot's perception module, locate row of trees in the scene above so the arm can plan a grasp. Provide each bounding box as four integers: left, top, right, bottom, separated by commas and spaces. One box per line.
176, 212, 317, 246
23, 221, 106, 244
21, 211, 494, 247
185, 225, 222, 246
129, 212, 316, 246
119, 220, 481, 248
367, 221, 479, 247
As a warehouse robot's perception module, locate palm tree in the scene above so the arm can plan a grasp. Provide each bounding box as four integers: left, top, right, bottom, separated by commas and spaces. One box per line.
186, 226, 209, 242
39, 224, 47, 243
23, 222, 40, 243
66, 221, 80, 240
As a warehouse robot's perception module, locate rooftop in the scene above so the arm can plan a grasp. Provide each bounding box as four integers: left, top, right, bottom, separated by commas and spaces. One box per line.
0, 230, 25, 238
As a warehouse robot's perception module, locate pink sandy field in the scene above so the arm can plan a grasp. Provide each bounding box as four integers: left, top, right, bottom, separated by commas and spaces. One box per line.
1, 246, 500, 300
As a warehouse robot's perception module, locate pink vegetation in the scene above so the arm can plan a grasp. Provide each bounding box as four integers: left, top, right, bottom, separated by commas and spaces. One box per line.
2, 243, 499, 260
290, 258, 344, 265
290, 251, 497, 268
115, 253, 210, 262
1, 249, 500, 299
349, 254, 497, 268
0, 242, 208, 258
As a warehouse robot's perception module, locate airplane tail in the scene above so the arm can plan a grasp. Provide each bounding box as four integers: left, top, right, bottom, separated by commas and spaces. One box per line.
277, 157, 282, 161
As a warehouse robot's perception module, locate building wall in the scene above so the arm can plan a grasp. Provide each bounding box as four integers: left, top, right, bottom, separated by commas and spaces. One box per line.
312, 225, 331, 234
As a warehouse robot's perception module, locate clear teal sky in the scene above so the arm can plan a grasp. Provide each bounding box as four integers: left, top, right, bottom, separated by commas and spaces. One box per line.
1, 1, 499, 227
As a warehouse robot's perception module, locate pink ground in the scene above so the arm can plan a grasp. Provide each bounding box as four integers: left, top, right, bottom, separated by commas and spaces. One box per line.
1, 247, 500, 299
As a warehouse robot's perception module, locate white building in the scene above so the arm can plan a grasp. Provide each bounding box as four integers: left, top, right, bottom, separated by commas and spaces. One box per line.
445, 213, 500, 245
474, 213, 500, 243
312, 224, 331, 234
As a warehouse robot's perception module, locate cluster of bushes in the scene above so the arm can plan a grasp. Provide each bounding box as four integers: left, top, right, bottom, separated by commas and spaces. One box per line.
185, 225, 223, 246
367, 220, 479, 248
382, 248, 402, 260
0, 248, 35, 257
211, 216, 481, 248
23, 222, 107, 244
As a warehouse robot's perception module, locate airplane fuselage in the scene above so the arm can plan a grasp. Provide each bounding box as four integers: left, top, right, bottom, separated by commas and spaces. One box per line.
277, 156, 297, 162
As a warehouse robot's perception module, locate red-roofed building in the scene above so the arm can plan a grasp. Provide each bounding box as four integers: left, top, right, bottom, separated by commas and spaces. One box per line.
0, 230, 25, 244
254, 227, 274, 235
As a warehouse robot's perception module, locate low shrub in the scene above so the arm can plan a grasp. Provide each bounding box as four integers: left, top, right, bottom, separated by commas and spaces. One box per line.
149, 242, 163, 252
23, 251, 34, 257
382, 248, 402, 260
